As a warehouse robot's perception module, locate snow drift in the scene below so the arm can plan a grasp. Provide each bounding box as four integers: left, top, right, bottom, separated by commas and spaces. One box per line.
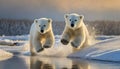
0, 49, 13, 61
69, 36, 120, 62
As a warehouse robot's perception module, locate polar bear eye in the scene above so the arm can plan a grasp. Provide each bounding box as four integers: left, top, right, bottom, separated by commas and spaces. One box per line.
39, 25, 41, 27
69, 19, 71, 21
75, 19, 77, 21
43, 25, 46, 27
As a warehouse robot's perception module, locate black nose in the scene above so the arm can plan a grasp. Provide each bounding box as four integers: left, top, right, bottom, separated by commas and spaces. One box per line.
71, 24, 74, 27
41, 30, 44, 33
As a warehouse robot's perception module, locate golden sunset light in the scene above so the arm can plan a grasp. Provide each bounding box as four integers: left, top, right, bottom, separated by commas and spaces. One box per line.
0, 0, 120, 21
0, 0, 120, 69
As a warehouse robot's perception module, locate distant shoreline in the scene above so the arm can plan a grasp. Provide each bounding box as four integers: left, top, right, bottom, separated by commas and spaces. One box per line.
0, 18, 120, 36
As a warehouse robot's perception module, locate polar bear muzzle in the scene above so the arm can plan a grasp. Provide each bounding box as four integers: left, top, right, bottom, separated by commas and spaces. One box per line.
40, 26, 45, 33
71, 21, 74, 27
41, 29, 44, 33
40, 25, 45, 33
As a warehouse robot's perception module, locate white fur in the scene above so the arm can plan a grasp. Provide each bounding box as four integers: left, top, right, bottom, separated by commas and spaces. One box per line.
61, 13, 90, 52
30, 18, 55, 55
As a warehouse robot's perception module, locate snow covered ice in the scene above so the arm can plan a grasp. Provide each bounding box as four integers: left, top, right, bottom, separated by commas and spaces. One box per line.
0, 35, 120, 62
0, 49, 13, 61
69, 36, 120, 62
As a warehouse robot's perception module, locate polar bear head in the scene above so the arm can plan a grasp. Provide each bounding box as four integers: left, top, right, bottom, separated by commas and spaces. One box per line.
64, 13, 84, 29
34, 18, 52, 34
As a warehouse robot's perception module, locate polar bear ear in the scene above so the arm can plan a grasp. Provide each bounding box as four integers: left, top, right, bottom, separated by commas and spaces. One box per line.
34, 19, 38, 23
64, 14, 69, 18
48, 18, 52, 23
79, 15, 84, 19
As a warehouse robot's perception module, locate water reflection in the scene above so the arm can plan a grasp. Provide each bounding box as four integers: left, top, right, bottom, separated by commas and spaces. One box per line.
0, 56, 30, 69
31, 56, 120, 69
0, 55, 120, 69
31, 56, 90, 69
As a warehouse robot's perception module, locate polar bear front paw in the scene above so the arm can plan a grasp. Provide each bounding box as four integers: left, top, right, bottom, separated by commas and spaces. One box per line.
61, 39, 69, 45
31, 52, 37, 56
44, 45, 52, 48
71, 42, 79, 48
37, 48, 44, 52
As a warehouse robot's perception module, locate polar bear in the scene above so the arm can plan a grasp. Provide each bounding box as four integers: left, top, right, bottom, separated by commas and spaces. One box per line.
30, 18, 55, 55
61, 13, 90, 52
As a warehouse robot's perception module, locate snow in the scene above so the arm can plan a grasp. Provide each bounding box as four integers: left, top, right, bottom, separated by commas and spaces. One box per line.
38, 35, 73, 57
0, 49, 13, 61
0, 35, 29, 53
0, 35, 120, 62
69, 36, 120, 62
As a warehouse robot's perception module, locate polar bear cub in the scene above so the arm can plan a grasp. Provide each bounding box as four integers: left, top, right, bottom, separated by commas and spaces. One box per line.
61, 13, 90, 51
30, 18, 55, 55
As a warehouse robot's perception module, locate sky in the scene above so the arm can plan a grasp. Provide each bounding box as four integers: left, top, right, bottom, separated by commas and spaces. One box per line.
0, 0, 120, 21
